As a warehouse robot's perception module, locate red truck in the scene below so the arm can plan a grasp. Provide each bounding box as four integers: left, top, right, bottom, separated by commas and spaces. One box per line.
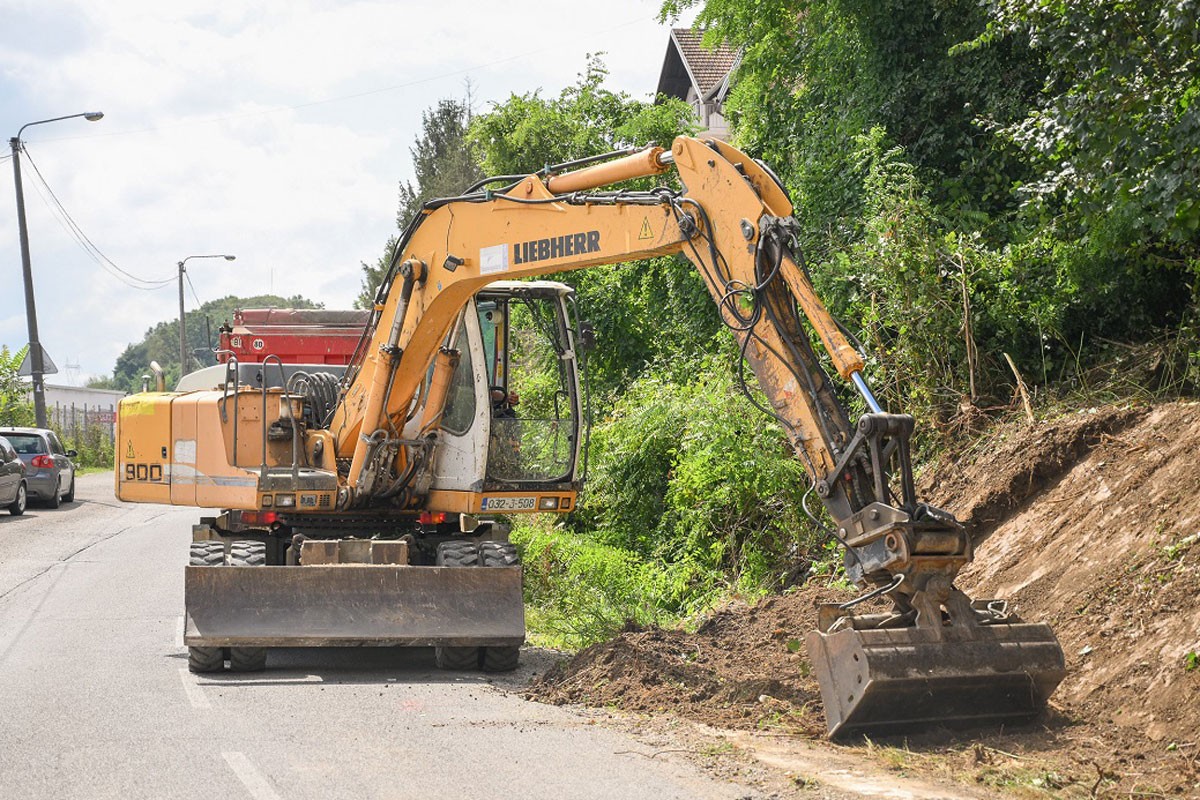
217, 309, 370, 366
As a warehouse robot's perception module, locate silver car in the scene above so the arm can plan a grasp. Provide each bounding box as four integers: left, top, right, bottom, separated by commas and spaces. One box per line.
0, 436, 28, 515
0, 428, 76, 508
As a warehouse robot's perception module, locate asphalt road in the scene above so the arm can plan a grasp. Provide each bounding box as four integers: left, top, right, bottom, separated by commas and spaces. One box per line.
0, 473, 770, 800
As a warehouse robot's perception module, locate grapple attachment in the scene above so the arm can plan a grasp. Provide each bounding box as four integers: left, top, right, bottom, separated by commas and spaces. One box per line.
807, 614, 1065, 738
184, 564, 525, 648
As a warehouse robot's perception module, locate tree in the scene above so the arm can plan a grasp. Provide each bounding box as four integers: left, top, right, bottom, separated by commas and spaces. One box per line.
357, 97, 484, 307
0, 345, 34, 426
963, 1, 1200, 263
469, 55, 693, 175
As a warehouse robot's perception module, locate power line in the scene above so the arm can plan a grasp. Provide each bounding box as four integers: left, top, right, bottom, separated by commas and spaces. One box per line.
20, 145, 175, 291
184, 270, 202, 309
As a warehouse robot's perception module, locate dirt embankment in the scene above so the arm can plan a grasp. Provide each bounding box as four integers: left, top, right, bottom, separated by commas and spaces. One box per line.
528, 402, 1200, 797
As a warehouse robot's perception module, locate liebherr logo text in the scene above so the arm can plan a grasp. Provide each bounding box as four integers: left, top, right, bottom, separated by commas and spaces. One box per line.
512, 231, 601, 264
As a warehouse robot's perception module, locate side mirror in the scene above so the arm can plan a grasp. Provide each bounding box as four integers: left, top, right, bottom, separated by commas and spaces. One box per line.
578, 320, 596, 352
66, 449, 78, 458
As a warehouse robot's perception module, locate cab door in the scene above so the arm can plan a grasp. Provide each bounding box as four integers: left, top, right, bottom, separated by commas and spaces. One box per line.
427, 301, 490, 492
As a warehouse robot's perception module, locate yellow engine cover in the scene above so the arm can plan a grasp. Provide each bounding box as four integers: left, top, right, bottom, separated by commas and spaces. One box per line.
115, 390, 260, 509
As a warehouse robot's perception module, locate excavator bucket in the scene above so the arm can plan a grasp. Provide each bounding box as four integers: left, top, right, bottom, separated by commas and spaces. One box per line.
807, 621, 1065, 738
184, 565, 525, 648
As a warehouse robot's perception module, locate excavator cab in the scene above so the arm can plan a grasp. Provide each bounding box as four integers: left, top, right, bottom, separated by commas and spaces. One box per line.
426, 281, 585, 506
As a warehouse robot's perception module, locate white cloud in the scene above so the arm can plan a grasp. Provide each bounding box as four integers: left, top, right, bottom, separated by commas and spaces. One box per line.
0, 0, 692, 382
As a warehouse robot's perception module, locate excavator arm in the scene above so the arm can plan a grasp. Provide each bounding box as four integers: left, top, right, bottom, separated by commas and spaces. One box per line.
331, 135, 1064, 736
334, 138, 863, 511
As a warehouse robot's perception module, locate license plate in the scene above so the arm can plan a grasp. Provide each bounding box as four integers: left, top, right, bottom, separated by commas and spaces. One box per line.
481, 496, 536, 511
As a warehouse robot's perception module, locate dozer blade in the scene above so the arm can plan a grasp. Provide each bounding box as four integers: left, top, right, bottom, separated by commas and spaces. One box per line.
184, 565, 524, 648
807, 622, 1065, 738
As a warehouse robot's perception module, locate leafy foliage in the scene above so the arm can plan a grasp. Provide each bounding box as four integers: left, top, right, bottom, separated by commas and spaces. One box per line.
469, 55, 695, 175
664, 0, 1197, 424
963, 1, 1200, 258
0, 346, 35, 427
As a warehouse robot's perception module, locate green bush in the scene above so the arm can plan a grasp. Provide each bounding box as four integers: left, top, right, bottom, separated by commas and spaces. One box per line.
514, 353, 846, 649
512, 521, 698, 650
55, 423, 114, 469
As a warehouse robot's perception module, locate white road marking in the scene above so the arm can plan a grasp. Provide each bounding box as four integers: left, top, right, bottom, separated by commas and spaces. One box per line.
174, 616, 184, 649
178, 668, 212, 709
223, 751, 283, 800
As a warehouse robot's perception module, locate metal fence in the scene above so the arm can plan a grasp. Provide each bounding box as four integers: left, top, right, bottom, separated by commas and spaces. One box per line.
47, 402, 117, 444
46, 402, 117, 467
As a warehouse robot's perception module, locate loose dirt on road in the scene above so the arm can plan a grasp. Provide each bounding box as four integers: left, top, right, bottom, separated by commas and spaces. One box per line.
528, 402, 1200, 798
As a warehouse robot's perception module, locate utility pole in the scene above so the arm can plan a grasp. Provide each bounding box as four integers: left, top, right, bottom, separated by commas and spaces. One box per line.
177, 254, 236, 375
10, 112, 104, 427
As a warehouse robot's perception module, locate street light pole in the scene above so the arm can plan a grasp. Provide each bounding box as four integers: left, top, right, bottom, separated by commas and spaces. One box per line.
10, 111, 104, 427
177, 254, 236, 376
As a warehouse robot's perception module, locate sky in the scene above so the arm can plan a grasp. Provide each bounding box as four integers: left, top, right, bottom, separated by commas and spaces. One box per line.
0, 0, 694, 384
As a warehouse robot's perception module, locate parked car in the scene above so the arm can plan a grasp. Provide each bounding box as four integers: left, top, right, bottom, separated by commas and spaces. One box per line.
0, 435, 28, 515
0, 428, 76, 508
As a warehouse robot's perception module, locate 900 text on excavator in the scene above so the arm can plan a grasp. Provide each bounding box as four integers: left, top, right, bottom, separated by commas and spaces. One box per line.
116, 136, 1065, 737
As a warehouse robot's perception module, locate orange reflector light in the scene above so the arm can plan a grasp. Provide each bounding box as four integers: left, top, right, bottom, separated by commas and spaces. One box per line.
243, 511, 279, 526
419, 512, 446, 525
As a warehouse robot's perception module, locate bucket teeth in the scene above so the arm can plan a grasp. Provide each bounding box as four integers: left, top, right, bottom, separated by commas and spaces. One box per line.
807, 622, 1066, 738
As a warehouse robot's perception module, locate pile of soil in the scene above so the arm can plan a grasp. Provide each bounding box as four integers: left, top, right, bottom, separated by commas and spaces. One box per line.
529, 402, 1200, 796
529, 586, 857, 737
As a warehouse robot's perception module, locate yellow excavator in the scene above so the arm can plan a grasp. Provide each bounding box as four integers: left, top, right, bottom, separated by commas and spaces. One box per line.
116, 136, 1064, 737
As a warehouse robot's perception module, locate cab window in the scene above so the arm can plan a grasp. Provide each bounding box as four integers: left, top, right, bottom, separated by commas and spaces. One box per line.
439, 322, 477, 436
481, 292, 577, 483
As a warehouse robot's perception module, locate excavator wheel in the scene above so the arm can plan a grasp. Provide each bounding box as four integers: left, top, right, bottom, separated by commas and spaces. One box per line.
227, 541, 268, 672
435, 647, 482, 670
481, 646, 519, 672
187, 541, 227, 673
433, 541, 482, 670
479, 543, 521, 671
479, 541, 519, 567
436, 540, 480, 567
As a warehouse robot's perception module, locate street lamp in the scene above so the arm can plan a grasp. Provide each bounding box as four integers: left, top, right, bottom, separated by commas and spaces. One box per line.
178, 254, 236, 374
10, 111, 104, 428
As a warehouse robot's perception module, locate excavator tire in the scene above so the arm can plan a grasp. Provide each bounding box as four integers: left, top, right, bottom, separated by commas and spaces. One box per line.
229, 540, 267, 566
480, 542, 521, 671
189, 540, 226, 566
479, 541, 519, 567
227, 541, 268, 672
436, 540, 480, 567
188, 541, 227, 672
188, 646, 224, 673
481, 646, 520, 672
433, 541, 483, 670
435, 647, 481, 670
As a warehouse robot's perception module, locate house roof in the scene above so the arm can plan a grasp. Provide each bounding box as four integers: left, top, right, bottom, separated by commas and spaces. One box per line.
656, 29, 739, 102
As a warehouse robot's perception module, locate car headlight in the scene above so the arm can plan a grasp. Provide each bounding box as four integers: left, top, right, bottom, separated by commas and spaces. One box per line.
274, 493, 296, 508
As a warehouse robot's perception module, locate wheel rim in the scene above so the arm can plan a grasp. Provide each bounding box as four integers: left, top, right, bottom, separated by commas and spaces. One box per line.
16, 486, 25, 513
